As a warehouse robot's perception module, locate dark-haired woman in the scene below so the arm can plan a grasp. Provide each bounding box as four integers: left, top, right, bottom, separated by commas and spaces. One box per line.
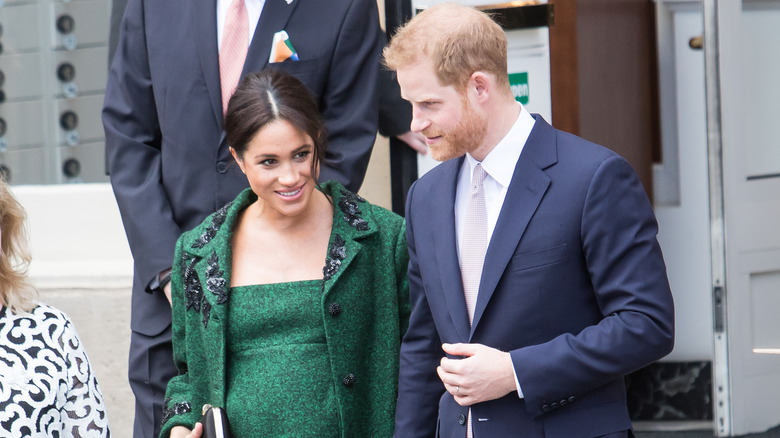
161, 69, 409, 438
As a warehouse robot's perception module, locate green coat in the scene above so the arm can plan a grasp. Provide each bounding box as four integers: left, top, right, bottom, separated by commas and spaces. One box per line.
160, 181, 410, 437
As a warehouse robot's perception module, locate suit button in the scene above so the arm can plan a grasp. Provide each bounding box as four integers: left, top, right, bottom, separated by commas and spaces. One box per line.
328, 302, 342, 317
541, 404, 550, 412
458, 413, 466, 425
216, 161, 228, 173
551, 402, 558, 409
568, 395, 576, 403
342, 373, 356, 387
559, 398, 567, 406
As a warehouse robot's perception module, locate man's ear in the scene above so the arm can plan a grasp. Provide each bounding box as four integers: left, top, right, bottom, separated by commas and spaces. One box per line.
470, 71, 491, 103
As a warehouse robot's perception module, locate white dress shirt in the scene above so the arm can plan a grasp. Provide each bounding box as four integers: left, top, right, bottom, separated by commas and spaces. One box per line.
217, 0, 265, 50
455, 102, 536, 398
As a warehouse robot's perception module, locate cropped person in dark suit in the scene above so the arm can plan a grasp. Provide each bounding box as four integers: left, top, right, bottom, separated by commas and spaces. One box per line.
384, 4, 675, 437
102, 1, 382, 436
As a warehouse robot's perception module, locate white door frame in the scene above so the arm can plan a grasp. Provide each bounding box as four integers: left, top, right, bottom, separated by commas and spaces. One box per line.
706, 0, 780, 435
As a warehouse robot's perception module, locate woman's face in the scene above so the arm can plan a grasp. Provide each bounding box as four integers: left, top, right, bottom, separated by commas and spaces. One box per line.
231, 119, 318, 219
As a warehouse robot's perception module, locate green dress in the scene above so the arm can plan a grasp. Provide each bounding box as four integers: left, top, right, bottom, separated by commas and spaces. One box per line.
226, 280, 340, 437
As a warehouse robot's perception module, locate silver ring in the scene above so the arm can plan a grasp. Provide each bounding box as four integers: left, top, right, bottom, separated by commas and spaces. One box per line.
456, 386, 462, 397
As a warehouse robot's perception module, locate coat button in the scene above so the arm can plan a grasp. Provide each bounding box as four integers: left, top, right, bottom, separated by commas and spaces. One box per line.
216, 161, 228, 173
559, 398, 567, 406
541, 403, 550, 412
342, 373, 356, 387
568, 395, 576, 403
458, 413, 466, 425
328, 302, 342, 317
551, 402, 559, 409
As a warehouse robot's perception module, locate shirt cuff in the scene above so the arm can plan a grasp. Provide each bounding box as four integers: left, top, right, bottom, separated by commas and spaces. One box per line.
511, 361, 525, 399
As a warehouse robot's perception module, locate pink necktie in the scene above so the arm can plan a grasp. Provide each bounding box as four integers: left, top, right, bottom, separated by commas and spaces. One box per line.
461, 164, 488, 325
220, 0, 249, 115
460, 164, 488, 438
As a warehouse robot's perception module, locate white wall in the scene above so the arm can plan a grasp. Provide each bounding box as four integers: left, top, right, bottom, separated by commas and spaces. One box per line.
12, 183, 133, 288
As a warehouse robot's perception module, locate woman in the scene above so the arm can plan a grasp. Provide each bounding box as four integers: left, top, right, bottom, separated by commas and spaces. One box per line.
0, 180, 111, 437
161, 69, 410, 438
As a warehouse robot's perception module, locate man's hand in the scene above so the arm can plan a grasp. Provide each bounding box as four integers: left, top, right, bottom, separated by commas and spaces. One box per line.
397, 131, 428, 155
437, 343, 516, 406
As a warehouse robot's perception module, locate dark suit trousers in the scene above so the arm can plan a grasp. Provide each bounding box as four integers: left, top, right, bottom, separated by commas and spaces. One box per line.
129, 325, 177, 438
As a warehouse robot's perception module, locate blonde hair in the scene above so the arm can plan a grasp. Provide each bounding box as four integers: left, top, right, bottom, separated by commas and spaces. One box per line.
0, 180, 37, 314
383, 2, 509, 91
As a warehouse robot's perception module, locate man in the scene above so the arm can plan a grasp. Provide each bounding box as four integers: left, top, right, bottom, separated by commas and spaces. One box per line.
384, 4, 675, 437
103, 0, 381, 436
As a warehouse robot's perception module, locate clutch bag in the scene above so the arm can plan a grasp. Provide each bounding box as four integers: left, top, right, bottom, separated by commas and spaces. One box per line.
200, 405, 231, 438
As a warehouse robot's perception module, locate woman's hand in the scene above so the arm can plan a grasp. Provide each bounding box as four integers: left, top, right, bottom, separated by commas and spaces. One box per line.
170, 423, 202, 438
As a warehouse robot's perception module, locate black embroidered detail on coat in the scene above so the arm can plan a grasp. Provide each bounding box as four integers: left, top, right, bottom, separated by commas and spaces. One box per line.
201, 301, 212, 329
323, 234, 346, 280
338, 190, 369, 231
179, 253, 192, 273
183, 256, 203, 312
191, 201, 232, 249
205, 252, 229, 304
161, 399, 192, 426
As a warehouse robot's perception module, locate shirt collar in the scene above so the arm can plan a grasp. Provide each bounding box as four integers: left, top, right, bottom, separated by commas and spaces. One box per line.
466, 103, 536, 188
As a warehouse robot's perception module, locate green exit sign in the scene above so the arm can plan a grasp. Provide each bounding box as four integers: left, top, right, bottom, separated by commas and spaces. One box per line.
508, 72, 529, 104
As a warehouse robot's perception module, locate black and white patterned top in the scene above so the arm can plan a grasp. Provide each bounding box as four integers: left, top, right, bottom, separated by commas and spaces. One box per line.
0, 303, 111, 437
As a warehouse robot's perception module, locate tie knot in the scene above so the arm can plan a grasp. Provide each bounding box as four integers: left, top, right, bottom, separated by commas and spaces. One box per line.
471, 164, 487, 188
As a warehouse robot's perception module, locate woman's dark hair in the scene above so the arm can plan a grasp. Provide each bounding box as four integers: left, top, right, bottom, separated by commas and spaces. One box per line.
225, 69, 327, 180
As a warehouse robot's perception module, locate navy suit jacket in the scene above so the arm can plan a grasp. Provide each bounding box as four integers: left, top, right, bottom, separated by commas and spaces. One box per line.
395, 116, 675, 438
103, 0, 381, 335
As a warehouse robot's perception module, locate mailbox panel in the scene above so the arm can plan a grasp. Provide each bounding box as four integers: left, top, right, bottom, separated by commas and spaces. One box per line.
0, 4, 41, 54
0, 100, 46, 148
0, 53, 43, 101
60, 141, 109, 183
0, 147, 47, 184
50, 46, 108, 97
53, 94, 104, 146
50, 1, 109, 49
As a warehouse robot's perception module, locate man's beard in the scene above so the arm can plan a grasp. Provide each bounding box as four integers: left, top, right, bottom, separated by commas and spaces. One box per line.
424, 101, 488, 162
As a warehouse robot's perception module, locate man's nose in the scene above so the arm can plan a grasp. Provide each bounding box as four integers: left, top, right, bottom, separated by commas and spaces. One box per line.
410, 110, 430, 133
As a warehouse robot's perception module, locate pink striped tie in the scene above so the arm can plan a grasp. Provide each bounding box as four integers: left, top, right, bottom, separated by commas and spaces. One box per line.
220, 0, 249, 115
461, 164, 488, 438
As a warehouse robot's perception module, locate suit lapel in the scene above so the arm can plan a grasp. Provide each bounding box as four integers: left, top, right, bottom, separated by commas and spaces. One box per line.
242, 0, 300, 75
470, 116, 558, 335
431, 158, 471, 342
190, 0, 223, 128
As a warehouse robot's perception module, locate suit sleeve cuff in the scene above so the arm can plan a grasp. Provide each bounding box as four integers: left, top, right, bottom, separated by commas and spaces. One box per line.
145, 268, 172, 294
